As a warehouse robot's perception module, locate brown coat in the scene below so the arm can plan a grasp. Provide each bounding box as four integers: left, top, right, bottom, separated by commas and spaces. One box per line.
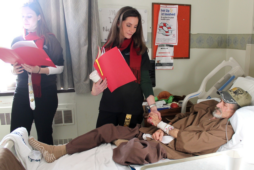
139, 100, 234, 159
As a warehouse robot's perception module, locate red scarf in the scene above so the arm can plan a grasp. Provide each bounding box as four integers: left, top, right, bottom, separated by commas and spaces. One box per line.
24, 31, 45, 98
103, 38, 142, 83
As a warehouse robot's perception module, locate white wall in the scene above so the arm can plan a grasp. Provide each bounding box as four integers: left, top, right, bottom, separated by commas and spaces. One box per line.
227, 0, 254, 34
226, 0, 254, 72
98, 0, 229, 33
97, 0, 229, 95
2, 0, 252, 139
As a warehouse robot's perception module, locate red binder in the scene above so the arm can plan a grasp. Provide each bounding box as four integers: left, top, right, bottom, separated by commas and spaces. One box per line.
0, 42, 56, 67
94, 47, 136, 92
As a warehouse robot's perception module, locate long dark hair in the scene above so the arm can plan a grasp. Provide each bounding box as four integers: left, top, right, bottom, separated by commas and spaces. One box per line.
23, 1, 51, 44
105, 6, 147, 55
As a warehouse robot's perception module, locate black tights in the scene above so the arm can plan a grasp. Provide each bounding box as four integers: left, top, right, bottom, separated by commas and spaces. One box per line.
10, 86, 58, 145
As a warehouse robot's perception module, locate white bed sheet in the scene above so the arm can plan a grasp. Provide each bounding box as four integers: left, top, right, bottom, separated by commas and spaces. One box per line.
130, 159, 172, 170
36, 143, 130, 170
36, 143, 173, 170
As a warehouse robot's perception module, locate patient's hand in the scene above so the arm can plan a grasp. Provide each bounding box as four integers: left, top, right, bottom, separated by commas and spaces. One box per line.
148, 112, 161, 126
152, 129, 164, 141
168, 129, 179, 138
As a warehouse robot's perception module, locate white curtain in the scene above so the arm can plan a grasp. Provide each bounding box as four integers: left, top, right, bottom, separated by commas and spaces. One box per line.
38, 0, 101, 93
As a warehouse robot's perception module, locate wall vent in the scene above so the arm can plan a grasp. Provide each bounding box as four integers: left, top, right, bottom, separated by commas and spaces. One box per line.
0, 104, 77, 142
0, 110, 74, 126
0, 113, 10, 125
53, 109, 74, 126
54, 138, 72, 145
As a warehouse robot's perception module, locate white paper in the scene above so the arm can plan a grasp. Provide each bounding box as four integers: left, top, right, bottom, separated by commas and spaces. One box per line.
156, 44, 174, 57
11, 40, 37, 49
155, 5, 178, 45
156, 100, 166, 107
99, 8, 148, 42
155, 56, 174, 70
142, 102, 148, 106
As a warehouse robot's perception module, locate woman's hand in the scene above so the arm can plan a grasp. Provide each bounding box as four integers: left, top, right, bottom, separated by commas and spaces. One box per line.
149, 107, 162, 120
91, 78, 107, 96
21, 64, 40, 73
152, 129, 164, 141
146, 95, 162, 120
12, 62, 24, 75
147, 112, 161, 126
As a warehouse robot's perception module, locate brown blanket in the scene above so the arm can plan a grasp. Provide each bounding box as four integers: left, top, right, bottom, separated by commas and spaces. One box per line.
139, 100, 234, 159
0, 148, 25, 170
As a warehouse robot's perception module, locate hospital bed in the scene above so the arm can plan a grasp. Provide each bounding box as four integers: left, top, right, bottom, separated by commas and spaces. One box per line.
181, 57, 245, 113
1, 57, 254, 170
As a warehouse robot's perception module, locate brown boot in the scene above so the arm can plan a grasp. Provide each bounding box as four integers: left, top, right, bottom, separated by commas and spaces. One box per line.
113, 139, 128, 146
29, 137, 67, 163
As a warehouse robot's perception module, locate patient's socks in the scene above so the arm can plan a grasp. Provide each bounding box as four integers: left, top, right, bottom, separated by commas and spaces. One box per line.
28, 137, 66, 163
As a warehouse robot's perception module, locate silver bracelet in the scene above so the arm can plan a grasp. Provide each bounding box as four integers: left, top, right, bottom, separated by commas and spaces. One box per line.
149, 103, 156, 109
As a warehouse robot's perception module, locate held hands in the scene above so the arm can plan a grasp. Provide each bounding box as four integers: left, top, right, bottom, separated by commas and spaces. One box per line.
149, 107, 162, 120
91, 78, 108, 96
146, 95, 161, 120
152, 129, 164, 142
21, 64, 40, 74
12, 62, 24, 74
147, 112, 161, 126
147, 106, 161, 126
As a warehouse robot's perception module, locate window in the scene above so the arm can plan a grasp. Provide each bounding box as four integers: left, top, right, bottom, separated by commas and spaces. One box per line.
0, 0, 27, 93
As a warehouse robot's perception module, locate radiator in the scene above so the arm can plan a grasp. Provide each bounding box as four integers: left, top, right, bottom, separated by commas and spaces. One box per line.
0, 103, 77, 144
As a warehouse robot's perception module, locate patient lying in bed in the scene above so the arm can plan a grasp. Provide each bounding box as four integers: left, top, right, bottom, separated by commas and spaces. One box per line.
29, 87, 252, 165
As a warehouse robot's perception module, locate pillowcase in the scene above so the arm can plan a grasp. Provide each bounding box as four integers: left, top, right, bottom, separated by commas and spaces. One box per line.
230, 77, 254, 105
197, 76, 254, 105
197, 98, 220, 103
245, 76, 254, 81
217, 106, 254, 152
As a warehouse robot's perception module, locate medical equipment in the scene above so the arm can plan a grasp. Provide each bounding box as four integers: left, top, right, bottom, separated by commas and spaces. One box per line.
181, 57, 244, 113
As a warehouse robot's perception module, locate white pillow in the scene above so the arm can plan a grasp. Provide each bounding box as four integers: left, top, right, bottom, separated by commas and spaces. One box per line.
217, 106, 254, 152
245, 76, 254, 81
230, 77, 254, 105
197, 98, 220, 103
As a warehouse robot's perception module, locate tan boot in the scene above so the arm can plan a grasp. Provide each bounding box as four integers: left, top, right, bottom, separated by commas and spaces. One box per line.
113, 139, 128, 146
29, 137, 67, 163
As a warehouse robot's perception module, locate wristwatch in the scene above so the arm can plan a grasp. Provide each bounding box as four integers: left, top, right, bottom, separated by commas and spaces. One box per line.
149, 103, 156, 109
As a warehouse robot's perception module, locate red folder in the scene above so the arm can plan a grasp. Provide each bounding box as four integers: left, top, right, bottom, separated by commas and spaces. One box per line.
0, 46, 56, 67
94, 47, 136, 92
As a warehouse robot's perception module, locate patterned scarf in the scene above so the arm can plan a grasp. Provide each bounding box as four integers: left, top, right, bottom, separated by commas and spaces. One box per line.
24, 31, 45, 98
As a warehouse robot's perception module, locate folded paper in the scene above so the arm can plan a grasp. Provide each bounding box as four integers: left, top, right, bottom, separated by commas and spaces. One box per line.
0, 41, 55, 67
94, 47, 136, 92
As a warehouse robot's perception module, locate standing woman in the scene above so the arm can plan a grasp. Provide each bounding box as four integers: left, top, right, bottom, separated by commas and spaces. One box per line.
10, 1, 64, 145
92, 6, 161, 128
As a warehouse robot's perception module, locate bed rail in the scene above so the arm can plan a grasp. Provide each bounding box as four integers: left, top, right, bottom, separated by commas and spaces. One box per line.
4, 140, 14, 150
181, 57, 244, 113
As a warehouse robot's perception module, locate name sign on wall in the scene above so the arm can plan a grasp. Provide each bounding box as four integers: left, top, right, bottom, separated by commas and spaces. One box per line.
99, 8, 148, 42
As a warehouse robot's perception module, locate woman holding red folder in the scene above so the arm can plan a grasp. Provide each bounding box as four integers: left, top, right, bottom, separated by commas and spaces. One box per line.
10, 1, 64, 145
92, 6, 161, 128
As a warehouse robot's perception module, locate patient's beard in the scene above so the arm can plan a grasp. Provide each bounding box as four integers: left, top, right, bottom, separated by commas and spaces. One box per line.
213, 107, 223, 118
